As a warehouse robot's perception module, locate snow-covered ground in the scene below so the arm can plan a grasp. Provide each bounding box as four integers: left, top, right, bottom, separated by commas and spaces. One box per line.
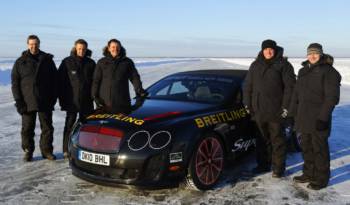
0, 58, 349, 204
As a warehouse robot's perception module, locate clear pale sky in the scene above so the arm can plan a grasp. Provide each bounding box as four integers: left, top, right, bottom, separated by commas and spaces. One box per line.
0, 0, 349, 58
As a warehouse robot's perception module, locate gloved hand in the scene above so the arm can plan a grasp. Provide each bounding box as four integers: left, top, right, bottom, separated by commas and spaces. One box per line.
244, 105, 251, 114
94, 97, 105, 109
244, 105, 255, 120
15, 100, 27, 115
316, 119, 329, 131
137, 88, 148, 98
281, 108, 288, 118
132, 97, 145, 110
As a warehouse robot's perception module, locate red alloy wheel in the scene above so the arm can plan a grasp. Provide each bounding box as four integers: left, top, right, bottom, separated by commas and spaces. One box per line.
194, 137, 224, 186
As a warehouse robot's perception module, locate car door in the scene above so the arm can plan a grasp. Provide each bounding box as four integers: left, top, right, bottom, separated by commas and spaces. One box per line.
222, 88, 257, 160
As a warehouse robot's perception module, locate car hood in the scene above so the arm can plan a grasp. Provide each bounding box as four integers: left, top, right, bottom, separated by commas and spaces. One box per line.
129, 98, 216, 120
84, 99, 218, 127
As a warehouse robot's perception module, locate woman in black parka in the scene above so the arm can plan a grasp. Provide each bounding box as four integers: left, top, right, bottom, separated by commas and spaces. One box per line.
290, 43, 341, 190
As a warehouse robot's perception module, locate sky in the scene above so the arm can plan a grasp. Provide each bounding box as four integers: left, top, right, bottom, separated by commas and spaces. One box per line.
0, 0, 349, 58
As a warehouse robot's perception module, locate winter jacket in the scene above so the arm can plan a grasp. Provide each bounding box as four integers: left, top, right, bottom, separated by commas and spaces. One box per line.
58, 49, 96, 114
243, 46, 296, 122
91, 46, 144, 113
11, 50, 57, 113
289, 54, 341, 133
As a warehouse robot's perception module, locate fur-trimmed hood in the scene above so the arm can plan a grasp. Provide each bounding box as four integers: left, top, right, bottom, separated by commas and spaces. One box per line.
102, 40, 126, 58
21, 50, 54, 60
302, 54, 334, 67
256, 46, 285, 63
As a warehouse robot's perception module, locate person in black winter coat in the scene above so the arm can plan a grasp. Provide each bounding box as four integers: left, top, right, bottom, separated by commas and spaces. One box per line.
291, 43, 341, 190
58, 39, 96, 158
92, 39, 146, 114
11, 35, 58, 161
243, 39, 296, 177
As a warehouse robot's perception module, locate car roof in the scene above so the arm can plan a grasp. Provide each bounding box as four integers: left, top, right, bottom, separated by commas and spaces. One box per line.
171, 69, 247, 79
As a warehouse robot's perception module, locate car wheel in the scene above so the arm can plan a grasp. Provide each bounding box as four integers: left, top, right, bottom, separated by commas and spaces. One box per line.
185, 133, 225, 190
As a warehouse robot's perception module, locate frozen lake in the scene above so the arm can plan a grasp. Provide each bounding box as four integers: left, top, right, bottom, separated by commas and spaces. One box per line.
0, 58, 349, 204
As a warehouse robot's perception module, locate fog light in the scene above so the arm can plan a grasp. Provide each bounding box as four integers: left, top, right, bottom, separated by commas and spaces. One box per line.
169, 165, 180, 171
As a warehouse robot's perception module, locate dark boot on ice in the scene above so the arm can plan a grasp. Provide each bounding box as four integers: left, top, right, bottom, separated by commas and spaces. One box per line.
23, 150, 33, 162
307, 182, 327, 190
63, 152, 69, 160
293, 175, 311, 183
272, 171, 284, 178
42, 152, 56, 160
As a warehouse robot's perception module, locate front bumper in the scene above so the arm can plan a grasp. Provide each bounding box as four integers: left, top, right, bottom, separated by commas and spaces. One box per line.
69, 146, 183, 188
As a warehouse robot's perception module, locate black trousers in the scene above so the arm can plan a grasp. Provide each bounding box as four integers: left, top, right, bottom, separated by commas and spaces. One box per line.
62, 112, 88, 153
21, 111, 54, 154
300, 131, 330, 186
255, 121, 286, 173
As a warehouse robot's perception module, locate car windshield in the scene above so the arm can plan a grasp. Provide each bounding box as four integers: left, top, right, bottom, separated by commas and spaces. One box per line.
146, 75, 239, 104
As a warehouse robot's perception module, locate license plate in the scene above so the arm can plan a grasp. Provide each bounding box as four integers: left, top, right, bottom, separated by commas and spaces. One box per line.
78, 150, 110, 166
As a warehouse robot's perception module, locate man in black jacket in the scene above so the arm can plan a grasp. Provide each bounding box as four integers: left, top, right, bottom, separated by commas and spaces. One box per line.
243, 39, 296, 177
291, 43, 341, 190
11, 35, 57, 161
58, 39, 96, 159
92, 39, 146, 114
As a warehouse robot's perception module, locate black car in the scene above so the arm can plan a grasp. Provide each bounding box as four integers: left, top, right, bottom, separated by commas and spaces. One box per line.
68, 69, 261, 190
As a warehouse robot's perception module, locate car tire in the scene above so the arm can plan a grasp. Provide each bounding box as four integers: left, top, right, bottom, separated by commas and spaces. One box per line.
185, 133, 225, 190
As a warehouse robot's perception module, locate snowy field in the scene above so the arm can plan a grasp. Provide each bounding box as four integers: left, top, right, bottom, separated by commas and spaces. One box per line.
0, 58, 349, 204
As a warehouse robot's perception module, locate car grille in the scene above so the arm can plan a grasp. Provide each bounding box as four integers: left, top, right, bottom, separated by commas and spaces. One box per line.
78, 125, 124, 153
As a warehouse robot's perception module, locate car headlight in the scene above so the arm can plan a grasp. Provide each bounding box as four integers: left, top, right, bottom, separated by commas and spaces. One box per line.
127, 130, 150, 151
149, 131, 172, 150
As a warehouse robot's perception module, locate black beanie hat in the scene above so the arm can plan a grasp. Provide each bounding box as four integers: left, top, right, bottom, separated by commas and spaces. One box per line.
261, 39, 277, 50
307, 43, 323, 55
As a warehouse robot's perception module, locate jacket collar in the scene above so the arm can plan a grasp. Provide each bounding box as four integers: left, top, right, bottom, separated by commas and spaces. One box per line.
298, 54, 334, 77
21, 50, 53, 62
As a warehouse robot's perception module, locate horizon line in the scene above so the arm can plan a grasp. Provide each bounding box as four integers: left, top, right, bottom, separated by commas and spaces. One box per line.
1, 56, 350, 59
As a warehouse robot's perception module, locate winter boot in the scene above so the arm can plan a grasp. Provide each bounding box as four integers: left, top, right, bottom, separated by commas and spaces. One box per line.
293, 174, 310, 183
23, 150, 33, 162
307, 182, 327, 190
63, 152, 69, 160
42, 152, 56, 161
